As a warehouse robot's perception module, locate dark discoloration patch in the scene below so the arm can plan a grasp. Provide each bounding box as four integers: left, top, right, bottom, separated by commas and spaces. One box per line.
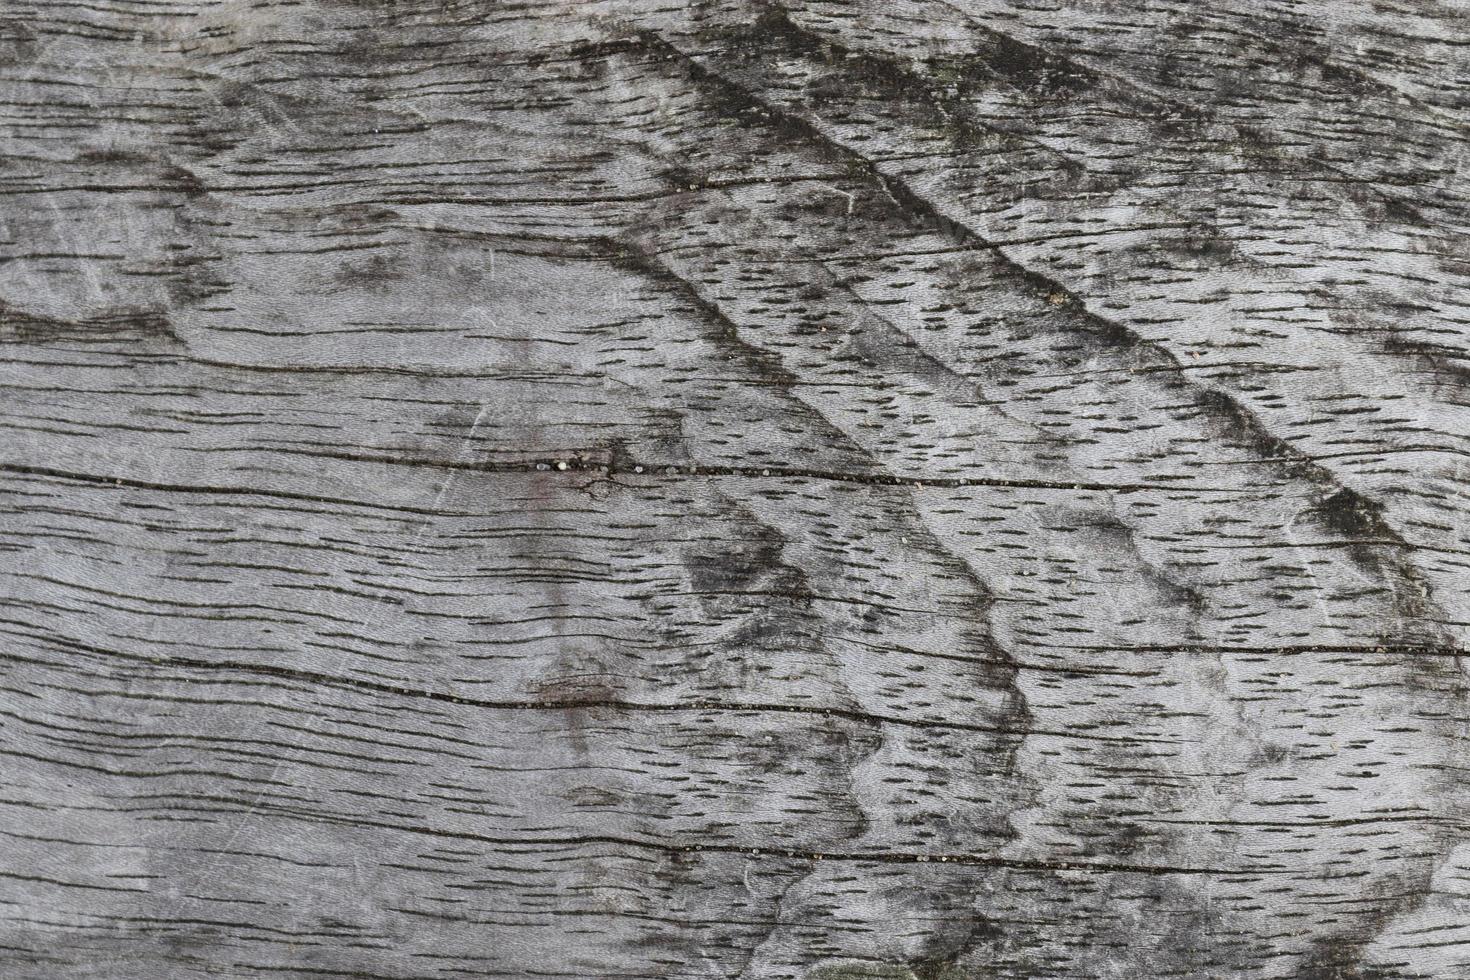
1300, 487, 1439, 625
683, 515, 816, 659
0, 19, 38, 66
1312, 487, 1388, 543
0, 303, 185, 348
1064, 507, 1209, 615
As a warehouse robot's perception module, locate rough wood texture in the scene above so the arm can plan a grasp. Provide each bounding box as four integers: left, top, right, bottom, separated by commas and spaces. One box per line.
3, 1, 1470, 977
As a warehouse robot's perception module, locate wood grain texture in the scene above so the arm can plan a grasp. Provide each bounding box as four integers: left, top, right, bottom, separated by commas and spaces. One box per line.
2, 1, 1470, 977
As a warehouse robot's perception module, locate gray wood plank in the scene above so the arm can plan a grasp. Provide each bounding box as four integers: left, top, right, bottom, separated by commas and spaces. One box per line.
2, 0, 1469, 976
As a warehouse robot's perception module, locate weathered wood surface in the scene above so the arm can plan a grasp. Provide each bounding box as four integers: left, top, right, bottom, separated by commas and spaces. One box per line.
3, 0, 1470, 977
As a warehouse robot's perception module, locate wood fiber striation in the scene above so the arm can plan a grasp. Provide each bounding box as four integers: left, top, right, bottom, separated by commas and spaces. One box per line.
2, 0, 1470, 977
